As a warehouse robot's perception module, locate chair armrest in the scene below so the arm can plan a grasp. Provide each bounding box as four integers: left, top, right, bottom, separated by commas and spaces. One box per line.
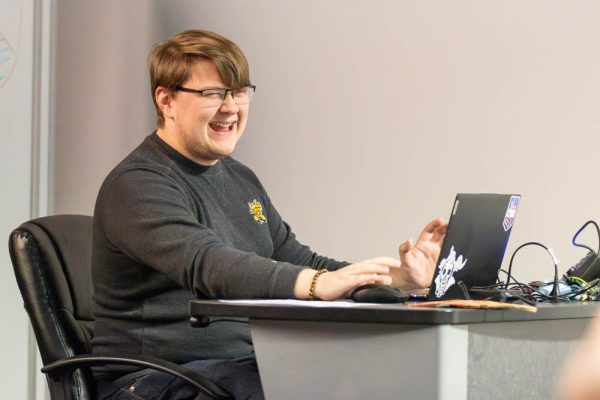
41, 354, 232, 399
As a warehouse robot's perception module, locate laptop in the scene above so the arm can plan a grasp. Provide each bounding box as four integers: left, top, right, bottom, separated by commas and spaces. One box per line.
427, 193, 521, 300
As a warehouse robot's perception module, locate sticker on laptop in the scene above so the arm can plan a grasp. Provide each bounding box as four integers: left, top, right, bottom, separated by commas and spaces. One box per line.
434, 246, 468, 297
502, 196, 520, 232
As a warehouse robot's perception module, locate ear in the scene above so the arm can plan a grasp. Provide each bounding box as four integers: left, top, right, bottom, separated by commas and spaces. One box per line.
155, 86, 175, 120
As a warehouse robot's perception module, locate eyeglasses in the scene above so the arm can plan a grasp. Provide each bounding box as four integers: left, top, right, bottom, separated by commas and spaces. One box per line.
174, 85, 256, 107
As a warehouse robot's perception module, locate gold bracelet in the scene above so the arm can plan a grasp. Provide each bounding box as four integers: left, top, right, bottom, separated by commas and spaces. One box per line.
309, 269, 328, 300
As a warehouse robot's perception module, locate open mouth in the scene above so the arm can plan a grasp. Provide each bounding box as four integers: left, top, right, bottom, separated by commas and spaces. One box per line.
209, 121, 236, 133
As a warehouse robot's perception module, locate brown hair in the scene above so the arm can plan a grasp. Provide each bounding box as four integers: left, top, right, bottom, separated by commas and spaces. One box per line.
148, 29, 251, 127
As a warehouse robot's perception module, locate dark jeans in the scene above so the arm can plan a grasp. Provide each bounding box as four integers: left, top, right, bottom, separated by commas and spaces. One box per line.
99, 355, 264, 400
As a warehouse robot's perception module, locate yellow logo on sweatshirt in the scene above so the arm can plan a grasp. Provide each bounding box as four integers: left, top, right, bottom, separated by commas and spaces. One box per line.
248, 200, 267, 224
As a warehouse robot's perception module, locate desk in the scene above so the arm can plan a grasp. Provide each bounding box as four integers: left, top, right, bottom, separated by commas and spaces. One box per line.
190, 300, 597, 400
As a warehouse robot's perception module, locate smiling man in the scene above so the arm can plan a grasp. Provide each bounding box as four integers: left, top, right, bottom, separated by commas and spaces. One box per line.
155, 57, 250, 165
91, 30, 447, 400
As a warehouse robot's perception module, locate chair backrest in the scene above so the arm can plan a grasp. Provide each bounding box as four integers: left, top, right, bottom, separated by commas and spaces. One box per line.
9, 214, 95, 399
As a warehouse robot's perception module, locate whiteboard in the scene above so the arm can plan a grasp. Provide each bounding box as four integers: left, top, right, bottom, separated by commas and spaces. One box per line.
0, 0, 37, 399
0, 0, 24, 89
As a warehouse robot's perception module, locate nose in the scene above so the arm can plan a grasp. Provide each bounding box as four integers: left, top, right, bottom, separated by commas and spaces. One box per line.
219, 91, 239, 113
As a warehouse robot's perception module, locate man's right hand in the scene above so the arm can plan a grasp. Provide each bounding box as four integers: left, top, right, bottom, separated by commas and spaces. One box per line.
293, 257, 401, 301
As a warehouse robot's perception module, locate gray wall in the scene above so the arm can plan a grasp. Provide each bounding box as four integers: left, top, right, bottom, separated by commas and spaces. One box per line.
53, 1, 161, 214
55, 0, 600, 284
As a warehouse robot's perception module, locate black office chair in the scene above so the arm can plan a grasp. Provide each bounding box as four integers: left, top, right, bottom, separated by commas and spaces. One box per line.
9, 214, 231, 400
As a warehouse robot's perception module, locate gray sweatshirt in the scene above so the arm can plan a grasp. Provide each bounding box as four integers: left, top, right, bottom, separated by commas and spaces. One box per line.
91, 132, 347, 380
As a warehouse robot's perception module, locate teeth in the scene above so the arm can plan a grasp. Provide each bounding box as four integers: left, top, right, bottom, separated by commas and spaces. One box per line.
210, 121, 235, 128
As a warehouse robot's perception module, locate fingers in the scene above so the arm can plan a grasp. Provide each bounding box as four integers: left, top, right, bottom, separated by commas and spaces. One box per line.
422, 217, 445, 233
399, 239, 413, 254
438, 222, 448, 235
360, 256, 401, 268
433, 220, 448, 240
347, 262, 392, 275
359, 274, 393, 286
346, 260, 398, 281
317, 265, 393, 300
343, 258, 401, 289
399, 239, 414, 263
416, 218, 448, 245
349, 271, 393, 286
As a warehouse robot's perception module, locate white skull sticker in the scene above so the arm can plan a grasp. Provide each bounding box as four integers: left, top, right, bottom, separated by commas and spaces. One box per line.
434, 246, 468, 297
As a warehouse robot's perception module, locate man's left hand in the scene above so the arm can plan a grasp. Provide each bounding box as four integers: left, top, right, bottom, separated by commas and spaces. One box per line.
392, 217, 448, 291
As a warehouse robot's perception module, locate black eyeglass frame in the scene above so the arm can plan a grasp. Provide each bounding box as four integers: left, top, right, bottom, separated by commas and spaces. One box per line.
174, 85, 256, 103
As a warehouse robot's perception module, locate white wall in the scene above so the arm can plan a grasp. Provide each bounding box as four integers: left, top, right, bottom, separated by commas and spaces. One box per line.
54, 0, 600, 284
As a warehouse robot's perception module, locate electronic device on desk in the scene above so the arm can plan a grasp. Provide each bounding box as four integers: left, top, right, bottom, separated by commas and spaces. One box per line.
351, 193, 522, 304
350, 284, 408, 303
565, 220, 600, 283
566, 252, 600, 282
428, 193, 521, 300
505, 220, 600, 303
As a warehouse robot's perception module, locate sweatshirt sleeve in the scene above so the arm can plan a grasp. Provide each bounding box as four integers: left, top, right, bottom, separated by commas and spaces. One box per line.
97, 168, 305, 299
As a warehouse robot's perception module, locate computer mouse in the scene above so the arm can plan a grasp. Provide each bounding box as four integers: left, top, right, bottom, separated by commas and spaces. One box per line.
350, 284, 409, 303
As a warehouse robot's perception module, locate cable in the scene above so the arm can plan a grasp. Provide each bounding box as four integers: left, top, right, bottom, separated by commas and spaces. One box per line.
572, 220, 600, 254
475, 271, 549, 303
504, 242, 560, 300
457, 281, 471, 300
498, 270, 568, 302
565, 277, 600, 299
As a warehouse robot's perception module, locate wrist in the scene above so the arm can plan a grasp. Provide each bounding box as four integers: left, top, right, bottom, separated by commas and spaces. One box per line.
294, 269, 317, 299
309, 269, 328, 300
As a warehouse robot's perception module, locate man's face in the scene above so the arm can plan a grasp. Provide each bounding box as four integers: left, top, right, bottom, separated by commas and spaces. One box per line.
159, 59, 249, 165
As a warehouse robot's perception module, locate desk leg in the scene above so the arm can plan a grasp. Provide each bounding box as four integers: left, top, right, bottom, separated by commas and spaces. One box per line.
250, 320, 468, 400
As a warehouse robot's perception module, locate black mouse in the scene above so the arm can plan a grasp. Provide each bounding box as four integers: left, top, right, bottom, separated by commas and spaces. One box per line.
350, 284, 409, 303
